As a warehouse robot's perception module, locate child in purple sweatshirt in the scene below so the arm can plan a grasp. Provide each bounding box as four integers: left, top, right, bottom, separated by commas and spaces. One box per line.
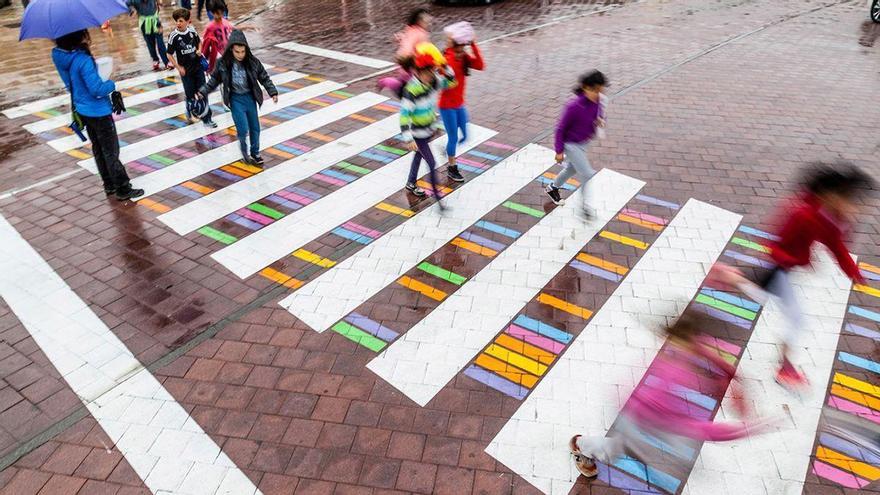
544, 70, 607, 218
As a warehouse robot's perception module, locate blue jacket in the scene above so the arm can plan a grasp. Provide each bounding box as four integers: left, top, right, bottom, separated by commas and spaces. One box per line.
52, 48, 116, 118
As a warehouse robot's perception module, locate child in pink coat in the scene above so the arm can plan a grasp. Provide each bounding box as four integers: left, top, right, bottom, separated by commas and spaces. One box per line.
378, 8, 431, 97
568, 312, 776, 478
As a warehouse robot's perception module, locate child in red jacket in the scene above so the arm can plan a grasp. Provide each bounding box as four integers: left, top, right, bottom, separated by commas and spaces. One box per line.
756, 163, 872, 389
438, 21, 483, 183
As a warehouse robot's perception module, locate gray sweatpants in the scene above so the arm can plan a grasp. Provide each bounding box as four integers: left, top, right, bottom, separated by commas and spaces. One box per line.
552, 141, 596, 209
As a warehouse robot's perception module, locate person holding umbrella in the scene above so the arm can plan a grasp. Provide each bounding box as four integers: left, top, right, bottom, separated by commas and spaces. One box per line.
22, 0, 143, 200
51, 29, 143, 200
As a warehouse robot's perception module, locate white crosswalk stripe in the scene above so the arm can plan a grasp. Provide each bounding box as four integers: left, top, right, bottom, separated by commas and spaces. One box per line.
2, 69, 194, 119
211, 124, 496, 279
131, 91, 387, 198
0, 213, 261, 495
47, 71, 305, 152
485, 199, 741, 495
78, 80, 345, 174
276, 42, 394, 69
365, 160, 644, 407
158, 115, 401, 235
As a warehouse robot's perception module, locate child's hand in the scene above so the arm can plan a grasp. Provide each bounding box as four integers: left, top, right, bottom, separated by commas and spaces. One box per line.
406, 141, 418, 152
272, 95, 278, 104
195, 92, 203, 100
555, 153, 564, 163
178, 66, 186, 76
596, 117, 606, 128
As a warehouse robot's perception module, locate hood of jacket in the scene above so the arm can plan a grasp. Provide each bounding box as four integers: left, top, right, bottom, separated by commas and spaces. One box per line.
219, 30, 255, 68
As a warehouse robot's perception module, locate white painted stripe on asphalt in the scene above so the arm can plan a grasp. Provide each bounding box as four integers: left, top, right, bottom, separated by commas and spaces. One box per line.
158, 115, 400, 235
368, 163, 644, 407
78, 80, 345, 174
276, 42, 394, 69
47, 70, 305, 152
211, 124, 496, 279
3, 70, 185, 119
485, 199, 741, 495
684, 249, 852, 495
132, 91, 388, 198
0, 213, 261, 495
24, 84, 185, 135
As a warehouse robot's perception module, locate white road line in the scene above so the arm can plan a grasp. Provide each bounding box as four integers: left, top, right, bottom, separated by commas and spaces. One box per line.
485, 199, 741, 495
78, 80, 345, 174
25, 84, 184, 135
211, 124, 496, 279
47, 71, 304, 152
276, 42, 394, 69
132, 91, 387, 198
367, 163, 644, 407
683, 250, 852, 495
159, 115, 400, 235
3, 70, 187, 119
0, 213, 261, 495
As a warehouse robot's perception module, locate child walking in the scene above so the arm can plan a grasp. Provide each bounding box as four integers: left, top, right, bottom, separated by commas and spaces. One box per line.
201, 0, 233, 73
167, 8, 217, 128
198, 30, 277, 166
126, 0, 170, 71
544, 71, 607, 219
378, 8, 431, 97
745, 163, 872, 389
438, 21, 484, 183
568, 313, 774, 478
400, 52, 455, 205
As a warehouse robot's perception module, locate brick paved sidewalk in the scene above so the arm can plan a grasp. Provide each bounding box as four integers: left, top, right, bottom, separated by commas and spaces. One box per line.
0, 0, 879, 493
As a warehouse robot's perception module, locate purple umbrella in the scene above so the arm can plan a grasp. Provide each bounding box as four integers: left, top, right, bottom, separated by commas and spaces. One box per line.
19, 0, 129, 41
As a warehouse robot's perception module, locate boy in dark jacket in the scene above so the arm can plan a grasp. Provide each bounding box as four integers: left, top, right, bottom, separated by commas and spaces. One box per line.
197, 30, 277, 167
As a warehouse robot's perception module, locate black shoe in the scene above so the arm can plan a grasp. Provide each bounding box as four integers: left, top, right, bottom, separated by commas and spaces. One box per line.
203, 120, 218, 128
447, 166, 465, 183
544, 184, 565, 205
104, 187, 116, 196
251, 153, 265, 166
115, 188, 144, 201
405, 183, 426, 197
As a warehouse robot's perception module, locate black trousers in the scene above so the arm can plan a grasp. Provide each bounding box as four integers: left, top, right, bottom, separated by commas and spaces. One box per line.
181, 68, 213, 122
81, 114, 132, 191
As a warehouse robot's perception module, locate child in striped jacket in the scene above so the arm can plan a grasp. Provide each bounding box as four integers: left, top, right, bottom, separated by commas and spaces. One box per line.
400, 53, 455, 205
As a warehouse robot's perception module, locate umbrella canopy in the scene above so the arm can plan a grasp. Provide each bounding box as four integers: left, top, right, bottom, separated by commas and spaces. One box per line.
19, 0, 129, 41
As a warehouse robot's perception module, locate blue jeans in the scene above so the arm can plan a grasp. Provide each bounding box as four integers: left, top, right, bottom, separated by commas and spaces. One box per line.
439, 107, 468, 158
180, 0, 192, 8
230, 92, 260, 157
140, 23, 168, 65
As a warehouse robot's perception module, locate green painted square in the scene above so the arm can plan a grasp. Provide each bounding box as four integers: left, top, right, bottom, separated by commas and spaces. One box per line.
331, 321, 387, 352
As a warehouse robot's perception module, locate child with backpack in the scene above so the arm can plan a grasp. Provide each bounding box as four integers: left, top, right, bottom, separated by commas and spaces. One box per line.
198, 30, 278, 167
167, 8, 217, 128
200, 0, 233, 73
377, 8, 431, 97
400, 50, 455, 206
438, 21, 483, 183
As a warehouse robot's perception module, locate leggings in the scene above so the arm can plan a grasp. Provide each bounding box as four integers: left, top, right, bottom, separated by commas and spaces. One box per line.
406, 137, 441, 198
552, 141, 596, 209
439, 107, 468, 158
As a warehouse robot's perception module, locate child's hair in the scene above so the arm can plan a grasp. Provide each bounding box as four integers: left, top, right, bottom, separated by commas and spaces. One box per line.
573, 70, 607, 94
406, 7, 429, 26
209, 0, 227, 15
801, 161, 874, 198
172, 7, 191, 21
54, 29, 91, 56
